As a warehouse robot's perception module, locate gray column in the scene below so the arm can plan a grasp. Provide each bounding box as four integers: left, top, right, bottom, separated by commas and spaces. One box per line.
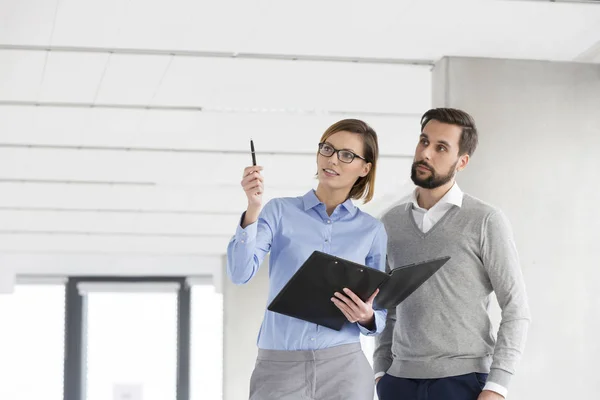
432, 57, 600, 399
223, 256, 269, 400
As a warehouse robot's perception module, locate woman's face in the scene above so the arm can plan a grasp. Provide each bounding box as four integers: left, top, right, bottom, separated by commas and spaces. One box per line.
316, 130, 371, 193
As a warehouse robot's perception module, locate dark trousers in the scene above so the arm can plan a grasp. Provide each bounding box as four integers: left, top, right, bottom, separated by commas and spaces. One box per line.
377, 372, 488, 400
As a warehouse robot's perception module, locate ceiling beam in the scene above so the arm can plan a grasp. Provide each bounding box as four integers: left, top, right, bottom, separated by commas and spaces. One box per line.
0, 178, 155, 186
0, 229, 229, 239
508, 0, 600, 4
0, 44, 434, 66
0, 142, 414, 159
0, 206, 238, 216
1, 253, 224, 275
0, 100, 419, 118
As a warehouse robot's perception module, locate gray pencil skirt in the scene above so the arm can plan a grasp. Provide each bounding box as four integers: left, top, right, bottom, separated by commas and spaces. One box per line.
249, 342, 374, 400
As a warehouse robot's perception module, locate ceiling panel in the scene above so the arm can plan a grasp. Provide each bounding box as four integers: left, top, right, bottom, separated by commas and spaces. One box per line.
0, 182, 305, 214
39, 52, 109, 102
0, 50, 45, 100
93, 54, 172, 105
240, 0, 600, 61
17, 0, 583, 257
0, 166, 413, 236
392, 0, 600, 62
0, 209, 240, 236
114, 0, 265, 52
0, 148, 313, 186
152, 56, 431, 113
50, 0, 125, 48
0, 233, 230, 254
0, 0, 56, 45
0, 144, 412, 186
111, 0, 600, 62
132, 111, 422, 155
221, 0, 417, 58
0, 156, 412, 211
0, 106, 423, 156
2, 1, 600, 63
0, 106, 35, 136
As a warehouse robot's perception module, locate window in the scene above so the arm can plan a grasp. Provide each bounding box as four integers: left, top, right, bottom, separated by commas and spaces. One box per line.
0, 283, 66, 400
81, 283, 180, 400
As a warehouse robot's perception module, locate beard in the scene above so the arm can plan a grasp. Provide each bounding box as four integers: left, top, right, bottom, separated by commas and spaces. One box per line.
411, 159, 458, 189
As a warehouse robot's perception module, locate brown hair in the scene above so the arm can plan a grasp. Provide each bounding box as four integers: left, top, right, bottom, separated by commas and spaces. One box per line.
420, 108, 478, 156
318, 119, 379, 203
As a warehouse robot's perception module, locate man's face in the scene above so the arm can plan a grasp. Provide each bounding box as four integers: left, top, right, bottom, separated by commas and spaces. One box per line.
411, 119, 467, 189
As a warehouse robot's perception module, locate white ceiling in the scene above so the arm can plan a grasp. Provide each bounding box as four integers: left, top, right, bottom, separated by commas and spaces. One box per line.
0, 0, 599, 256
1, 0, 600, 61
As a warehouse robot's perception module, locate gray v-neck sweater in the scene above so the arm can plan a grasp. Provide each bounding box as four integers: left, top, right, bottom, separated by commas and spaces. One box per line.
373, 194, 530, 389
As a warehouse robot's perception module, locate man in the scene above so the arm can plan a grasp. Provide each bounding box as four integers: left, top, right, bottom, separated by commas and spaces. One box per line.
374, 108, 530, 400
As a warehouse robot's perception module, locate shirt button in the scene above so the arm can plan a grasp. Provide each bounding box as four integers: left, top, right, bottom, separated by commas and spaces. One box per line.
327, 220, 331, 224
242, 232, 246, 235
310, 338, 315, 341
241, 240, 245, 243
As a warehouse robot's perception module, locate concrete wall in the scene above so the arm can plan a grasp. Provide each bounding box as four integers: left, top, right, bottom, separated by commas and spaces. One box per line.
223, 257, 269, 400
432, 57, 600, 399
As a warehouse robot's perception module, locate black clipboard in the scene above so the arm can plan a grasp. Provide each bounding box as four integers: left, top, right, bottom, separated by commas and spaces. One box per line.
267, 251, 450, 331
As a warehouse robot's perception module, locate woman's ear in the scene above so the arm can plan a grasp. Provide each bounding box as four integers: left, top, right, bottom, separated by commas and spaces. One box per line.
360, 162, 372, 178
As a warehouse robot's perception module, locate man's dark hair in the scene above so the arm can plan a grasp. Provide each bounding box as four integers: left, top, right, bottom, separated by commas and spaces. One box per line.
420, 108, 478, 156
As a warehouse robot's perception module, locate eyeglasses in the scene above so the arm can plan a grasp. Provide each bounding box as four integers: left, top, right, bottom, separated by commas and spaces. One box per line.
318, 142, 368, 164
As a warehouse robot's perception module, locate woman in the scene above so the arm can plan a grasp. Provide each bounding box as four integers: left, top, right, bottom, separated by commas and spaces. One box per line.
227, 119, 387, 400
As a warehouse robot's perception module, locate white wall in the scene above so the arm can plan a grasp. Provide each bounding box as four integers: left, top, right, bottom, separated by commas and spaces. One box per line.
222, 256, 269, 400
432, 57, 600, 399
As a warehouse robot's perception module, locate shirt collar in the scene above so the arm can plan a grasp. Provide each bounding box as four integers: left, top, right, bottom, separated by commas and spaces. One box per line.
410, 183, 464, 210
302, 190, 357, 216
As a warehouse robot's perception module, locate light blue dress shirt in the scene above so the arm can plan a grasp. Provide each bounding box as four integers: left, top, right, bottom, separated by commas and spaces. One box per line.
227, 190, 388, 351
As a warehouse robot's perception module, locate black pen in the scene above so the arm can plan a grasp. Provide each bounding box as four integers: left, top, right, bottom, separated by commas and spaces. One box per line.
250, 139, 257, 166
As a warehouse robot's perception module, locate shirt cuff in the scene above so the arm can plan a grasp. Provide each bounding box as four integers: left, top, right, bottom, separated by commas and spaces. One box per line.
235, 212, 257, 242
358, 308, 385, 336
374, 371, 385, 380
357, 321, 375, 335
483, 382, 508, 398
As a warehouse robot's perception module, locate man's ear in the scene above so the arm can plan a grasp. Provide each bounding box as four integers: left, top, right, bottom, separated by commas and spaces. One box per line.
456, 154, 470, 172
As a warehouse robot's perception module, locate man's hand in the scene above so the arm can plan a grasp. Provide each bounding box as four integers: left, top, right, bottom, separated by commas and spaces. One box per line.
478, 390, 505, 400
375, 377, 382, 385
